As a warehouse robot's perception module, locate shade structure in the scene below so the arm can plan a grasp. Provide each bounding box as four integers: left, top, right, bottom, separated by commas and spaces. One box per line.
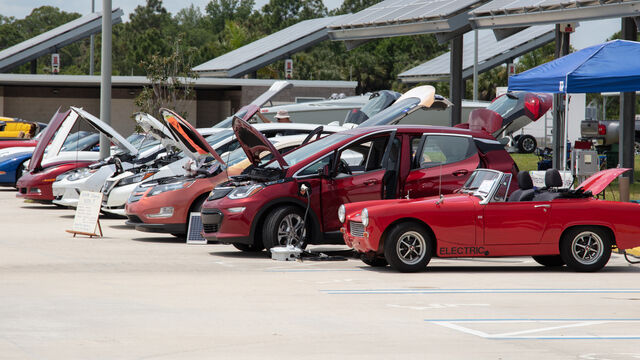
508, 40, 640, 93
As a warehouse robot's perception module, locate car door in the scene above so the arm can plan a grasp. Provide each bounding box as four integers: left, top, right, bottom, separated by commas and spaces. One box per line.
320, 132, 394, 232
403, 134, 479, 199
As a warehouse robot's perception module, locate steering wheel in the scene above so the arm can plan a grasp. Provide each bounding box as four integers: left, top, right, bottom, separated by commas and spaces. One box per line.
337, 159, 352, 175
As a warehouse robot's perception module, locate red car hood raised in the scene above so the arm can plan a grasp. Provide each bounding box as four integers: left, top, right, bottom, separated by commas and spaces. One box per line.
29, 108, 69, 172
577, 168, 630, 196
160, 108, 224, 165
232, 117, 287, 169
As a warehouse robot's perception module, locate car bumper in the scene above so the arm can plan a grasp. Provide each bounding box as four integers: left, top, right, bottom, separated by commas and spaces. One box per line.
201, 206, 254, 245
16, 178, 54, 201
125, 215, 186, 234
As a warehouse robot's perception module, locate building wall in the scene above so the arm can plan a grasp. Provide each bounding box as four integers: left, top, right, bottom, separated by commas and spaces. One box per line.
0, 83, 355, 134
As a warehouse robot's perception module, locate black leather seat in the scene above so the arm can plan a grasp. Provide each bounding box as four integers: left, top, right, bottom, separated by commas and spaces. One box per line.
508, 171, 536, 202
533, 168, 564, 201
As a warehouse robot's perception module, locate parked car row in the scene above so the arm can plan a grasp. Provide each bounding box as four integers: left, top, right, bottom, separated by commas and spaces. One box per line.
11, 83, 632, 273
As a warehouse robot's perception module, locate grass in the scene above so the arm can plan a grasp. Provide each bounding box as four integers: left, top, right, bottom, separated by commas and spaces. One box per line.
510, 153, 640, 201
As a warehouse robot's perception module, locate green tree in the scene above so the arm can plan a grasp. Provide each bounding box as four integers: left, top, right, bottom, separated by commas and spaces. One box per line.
205, 0, 254, 33
260, 0, 327, 32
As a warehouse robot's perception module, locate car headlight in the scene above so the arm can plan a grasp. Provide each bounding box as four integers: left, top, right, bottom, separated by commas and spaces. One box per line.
67, 168, 96, 181
338, 204, 346, 223
118, 172, 156, 186
361, 208, 369, 227
227, 184, 263, 199
148, 180, 193, 196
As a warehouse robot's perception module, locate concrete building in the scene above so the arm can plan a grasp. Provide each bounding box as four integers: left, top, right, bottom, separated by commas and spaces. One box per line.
0, 74, 356, 135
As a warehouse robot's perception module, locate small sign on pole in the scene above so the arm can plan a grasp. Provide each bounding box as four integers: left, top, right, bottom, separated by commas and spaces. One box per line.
66, 191, 103, 238
507, 63, 516, 77
284, 59, 293, 79
51, 53, 60, 74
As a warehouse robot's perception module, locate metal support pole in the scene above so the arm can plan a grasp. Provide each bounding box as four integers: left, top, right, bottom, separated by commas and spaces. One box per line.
89, 0, 95, 76
449, 35, 463, 126
619, 17, 636, 201
552, 26, 570, 170
30, 59, 37, 74
99, 0, 112, 160
473, 29, 478, 101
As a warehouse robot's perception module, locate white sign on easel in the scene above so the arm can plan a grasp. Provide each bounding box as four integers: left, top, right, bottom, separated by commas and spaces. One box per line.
66, 191, 103, 237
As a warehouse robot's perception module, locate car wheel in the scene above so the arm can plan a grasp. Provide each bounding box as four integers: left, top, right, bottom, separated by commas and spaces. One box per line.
360, 253, 388, 267
15, 161, 25, 186
383, 223, 432, 272
262, 206, 309, 251
233, 243, 265, 252
560, 227, 612, 272
517, 135, 537, 154
532, 255, 565, 267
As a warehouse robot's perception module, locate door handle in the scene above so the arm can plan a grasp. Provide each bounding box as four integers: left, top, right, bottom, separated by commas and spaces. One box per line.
534, 204, 551, 208
452, 169, 468, 176
364, 179, 378, 185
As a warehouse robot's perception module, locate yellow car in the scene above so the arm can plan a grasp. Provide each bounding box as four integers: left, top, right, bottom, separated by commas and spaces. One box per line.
0, 117, 41, 139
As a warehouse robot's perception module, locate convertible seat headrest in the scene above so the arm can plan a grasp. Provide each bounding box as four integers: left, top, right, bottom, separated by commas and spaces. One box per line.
517, 171, 533, 190
545, 168, 563, 188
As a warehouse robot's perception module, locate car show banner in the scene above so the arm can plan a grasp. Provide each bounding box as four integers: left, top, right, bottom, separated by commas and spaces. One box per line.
66, 191, 103, 237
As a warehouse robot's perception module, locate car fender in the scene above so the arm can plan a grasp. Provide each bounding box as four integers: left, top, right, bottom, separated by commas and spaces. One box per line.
250, 196, 322, 244
0, 153, 32, 183
377, 217, 437, 255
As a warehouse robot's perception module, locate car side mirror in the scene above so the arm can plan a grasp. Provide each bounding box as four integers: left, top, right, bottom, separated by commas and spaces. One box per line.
318, 164, 331, 178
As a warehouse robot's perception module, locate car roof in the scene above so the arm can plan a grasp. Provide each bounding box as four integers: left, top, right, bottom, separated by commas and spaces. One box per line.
252, 122, 345, 133
338, 124, 495, 140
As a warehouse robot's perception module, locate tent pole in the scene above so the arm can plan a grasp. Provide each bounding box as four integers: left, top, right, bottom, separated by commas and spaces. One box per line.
619, 17, 636, 202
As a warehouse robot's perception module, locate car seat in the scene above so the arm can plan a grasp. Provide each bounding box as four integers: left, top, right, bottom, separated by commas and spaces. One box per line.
508, 171, 536, 202
533, 168, 565, 201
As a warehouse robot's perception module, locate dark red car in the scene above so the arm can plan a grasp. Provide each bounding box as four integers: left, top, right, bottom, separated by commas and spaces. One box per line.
201, 119, 517, 251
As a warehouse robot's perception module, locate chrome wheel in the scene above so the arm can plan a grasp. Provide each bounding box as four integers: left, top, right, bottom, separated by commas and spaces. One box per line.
522, 137, 536, 152
396, 231, 426, 265
571, 231, 604, 265
277, 213, 305, 246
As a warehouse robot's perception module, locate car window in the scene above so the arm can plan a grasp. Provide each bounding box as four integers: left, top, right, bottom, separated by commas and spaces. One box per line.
415, 135, 475, 169
297, 154, 331, 177
410, 136, 422, 166
269, 133, 350, 169
337, 134, 390, 174
492, 174, 512, 202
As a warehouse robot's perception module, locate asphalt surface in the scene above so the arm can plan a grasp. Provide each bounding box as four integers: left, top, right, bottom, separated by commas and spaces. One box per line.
2, 188, 640, 359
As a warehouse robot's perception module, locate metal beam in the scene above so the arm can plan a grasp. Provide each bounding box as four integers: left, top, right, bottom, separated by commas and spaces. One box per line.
620, 17, 636, 196
552, 26, 570, 170
99, 0, 112, 160
450, 35, 463, 126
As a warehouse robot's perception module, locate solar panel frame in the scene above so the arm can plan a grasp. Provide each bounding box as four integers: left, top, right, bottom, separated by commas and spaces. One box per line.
186, 212, 207, 245
398, 25, 555, 82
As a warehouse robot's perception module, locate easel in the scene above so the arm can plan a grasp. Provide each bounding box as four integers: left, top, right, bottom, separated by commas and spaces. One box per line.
66, 220, 103, 238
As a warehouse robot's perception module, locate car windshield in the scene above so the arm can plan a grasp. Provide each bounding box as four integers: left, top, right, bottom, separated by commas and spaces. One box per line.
265, 133, 351, 169
487, 93, 519, 116
61, 133, 100, 151
357, 97, 421, 127
460, 169, 501, 200
205, 129, 234, 146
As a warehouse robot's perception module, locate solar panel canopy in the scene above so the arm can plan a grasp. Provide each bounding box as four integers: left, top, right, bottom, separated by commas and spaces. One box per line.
0, 9, 124, 73
399, 25, 555, 82
193, 15, 348, 78
328, 0, 489, 40
470, 0, 640, 28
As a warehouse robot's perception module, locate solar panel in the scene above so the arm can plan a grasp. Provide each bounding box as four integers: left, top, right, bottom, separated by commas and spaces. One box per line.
186, 212, 207, 245
470, 0, 640, 28
0, 9, 123, 72
193, 15, 348, 77
398, 25, 555, 82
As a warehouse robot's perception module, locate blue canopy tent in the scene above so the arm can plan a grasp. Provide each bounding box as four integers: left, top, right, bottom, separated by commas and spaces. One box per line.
508, 40, 640, 93
507, 39, 640, 173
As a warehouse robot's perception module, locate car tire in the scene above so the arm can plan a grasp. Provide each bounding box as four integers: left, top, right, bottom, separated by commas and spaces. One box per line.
383, 222, 432, 272
517, 135, 537, 154
233, 243, 265, 252
15, 161, 25, 186
262, 206, 309, 251
560, 227, 612, 272
532, 255, 565, 267
360, 254, 388, 267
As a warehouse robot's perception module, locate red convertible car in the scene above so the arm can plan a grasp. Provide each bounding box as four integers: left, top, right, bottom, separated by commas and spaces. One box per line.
341, 167, 639, 272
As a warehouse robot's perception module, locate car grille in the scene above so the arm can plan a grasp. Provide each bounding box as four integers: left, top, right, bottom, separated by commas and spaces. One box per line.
127, 215, 143, 224
203, 224, 219, 233
350, 221, 365, 237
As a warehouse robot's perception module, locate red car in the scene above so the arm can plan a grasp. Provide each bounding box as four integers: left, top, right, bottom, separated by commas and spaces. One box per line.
201, 87, 518, 251
341, 167, 639, 272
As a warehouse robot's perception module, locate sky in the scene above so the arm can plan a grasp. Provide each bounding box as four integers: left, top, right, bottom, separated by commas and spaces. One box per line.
0, 0, 625, 51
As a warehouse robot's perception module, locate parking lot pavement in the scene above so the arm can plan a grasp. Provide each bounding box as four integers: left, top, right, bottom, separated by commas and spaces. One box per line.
2, 188, 640, 359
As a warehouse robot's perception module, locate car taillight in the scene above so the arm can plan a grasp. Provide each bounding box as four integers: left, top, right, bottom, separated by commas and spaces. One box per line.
598, 124, 606, 135
524, 94, 540, 119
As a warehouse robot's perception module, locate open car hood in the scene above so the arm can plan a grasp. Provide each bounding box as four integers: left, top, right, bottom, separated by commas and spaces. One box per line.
214, 81, 292, 128
357, 85, 452, 127
134, 112, 179, 150
463, 92, 552, 138
159, 108, 224, 165
71, 107, 139, 155
577, 168, 630, 196
29, 108, 70, 172
232, 117, 287, 169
